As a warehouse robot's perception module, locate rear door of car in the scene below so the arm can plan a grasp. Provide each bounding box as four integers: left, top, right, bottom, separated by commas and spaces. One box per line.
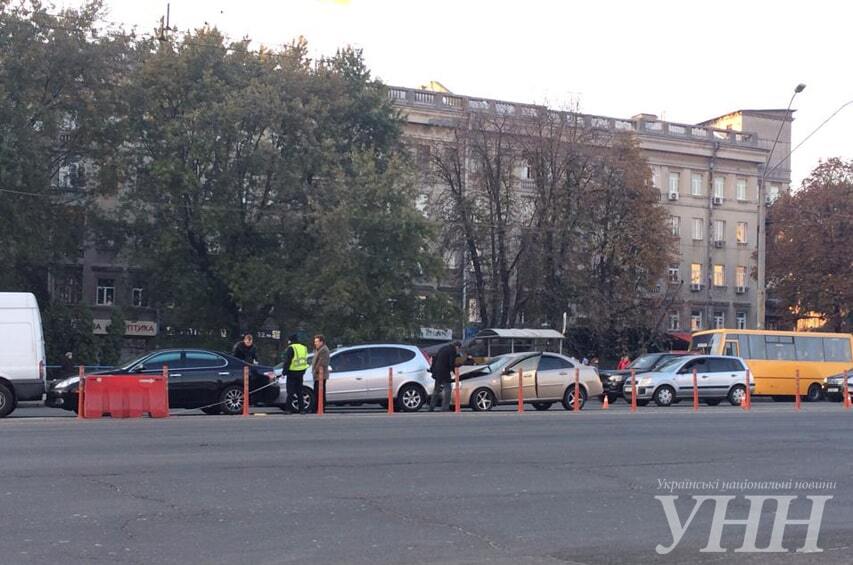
364, 347, 416, 399
181, 351, 230, 407
327, 349, 370, 402
708, 357, 746, 396
536, 354, 573, 400
500, 355, 539, 401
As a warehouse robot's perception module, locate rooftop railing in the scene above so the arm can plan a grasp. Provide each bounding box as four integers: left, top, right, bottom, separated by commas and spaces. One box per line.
388, 85, 760, 149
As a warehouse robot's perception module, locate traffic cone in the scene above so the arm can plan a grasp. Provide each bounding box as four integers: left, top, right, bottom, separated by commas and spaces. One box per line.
602, 394, 609, 409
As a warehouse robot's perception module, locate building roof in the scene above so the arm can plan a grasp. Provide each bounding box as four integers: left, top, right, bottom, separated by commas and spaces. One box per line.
698, 108, 796, 126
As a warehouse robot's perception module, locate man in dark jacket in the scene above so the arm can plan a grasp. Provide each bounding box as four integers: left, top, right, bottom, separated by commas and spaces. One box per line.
233, 334, 258, 364
311, 334, 330, 409
428, 340, 460, 412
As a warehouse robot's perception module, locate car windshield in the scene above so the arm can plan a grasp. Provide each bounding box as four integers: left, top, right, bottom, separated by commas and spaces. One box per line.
628, 354, 659, 370
655, 357, 688, 373
484, 355, 519, 374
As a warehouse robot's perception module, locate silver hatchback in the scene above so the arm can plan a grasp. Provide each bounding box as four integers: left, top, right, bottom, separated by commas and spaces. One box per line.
622, 355, 754, 407
275, 344, 433, 412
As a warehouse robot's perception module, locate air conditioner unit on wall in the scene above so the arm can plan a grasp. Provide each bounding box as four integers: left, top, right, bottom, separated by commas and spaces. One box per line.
668, 192, 679, 201
690, 283, 703, 292
714, 240, 725, 248
713, 196, 723, 205
736, 286, 747, 294
765, 194, 774, 204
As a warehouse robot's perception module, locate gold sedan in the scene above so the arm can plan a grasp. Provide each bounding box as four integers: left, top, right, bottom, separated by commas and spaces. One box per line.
456, 352, 602, 411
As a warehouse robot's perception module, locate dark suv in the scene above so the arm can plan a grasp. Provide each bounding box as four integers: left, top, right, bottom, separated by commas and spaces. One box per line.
599, 352, 692, 403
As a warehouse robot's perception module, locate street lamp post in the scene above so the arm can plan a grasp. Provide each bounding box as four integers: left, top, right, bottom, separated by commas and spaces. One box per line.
756, 83, 806, 329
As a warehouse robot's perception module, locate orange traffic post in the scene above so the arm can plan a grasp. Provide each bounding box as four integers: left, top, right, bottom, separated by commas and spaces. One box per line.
743, 369, 751, 411
573, 367, 580, 412
844, 370, 851, 410
692, 368, 699, 411
317, 370, 325, 416
794, 368, 801, 411
162, 364, 170, 411
517, 368, 524, 413
387, 367, 394, 415
77, 365, 85, 419
242, 366, 250, 416
454, 367, 461, 413
630, 369, 637, 412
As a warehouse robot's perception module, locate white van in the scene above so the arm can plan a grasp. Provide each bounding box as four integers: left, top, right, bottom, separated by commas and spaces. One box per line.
0, 292, 47, 417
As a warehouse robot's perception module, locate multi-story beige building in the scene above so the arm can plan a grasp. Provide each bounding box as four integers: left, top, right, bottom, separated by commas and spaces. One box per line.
390, 85, 793, 336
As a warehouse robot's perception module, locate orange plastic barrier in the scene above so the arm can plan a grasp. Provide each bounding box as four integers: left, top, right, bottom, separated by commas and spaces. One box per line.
795, 369, 801, 411
387, 367, 394, 415
81, 375, 169, 418
630, 369, 637, 412
573, 368, 580, 411
242, 366, 250, 416
517, 369, 524, 413
454, 367, 461, 413
692, 368, 698, 411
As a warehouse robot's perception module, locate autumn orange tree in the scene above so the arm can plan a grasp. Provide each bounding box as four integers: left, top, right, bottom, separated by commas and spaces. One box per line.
766, 158, 852, 331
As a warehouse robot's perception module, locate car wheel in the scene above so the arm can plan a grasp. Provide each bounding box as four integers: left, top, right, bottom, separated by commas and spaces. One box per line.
289, 388, 315, 413
653, 386, 675, 407
532, 402, 552, 411
201, 406, 221, 415
704, 399, 722, 406
220, 385, 244, 415
397, 383, 425, 412
805, 383, 823, 402
0, 383, 15, 418
728, 384, 747, 406
562, 386, 587, 411
470, 388, 496, 411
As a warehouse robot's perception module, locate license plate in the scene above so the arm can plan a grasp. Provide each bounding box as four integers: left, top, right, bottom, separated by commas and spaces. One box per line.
827, 387, 839, 392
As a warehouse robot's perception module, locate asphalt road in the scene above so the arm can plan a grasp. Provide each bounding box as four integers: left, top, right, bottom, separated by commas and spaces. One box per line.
2, 401, 852, 564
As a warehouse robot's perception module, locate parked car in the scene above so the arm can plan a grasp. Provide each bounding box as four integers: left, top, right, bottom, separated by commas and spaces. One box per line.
599, 351, 692, 403
456, 352, 602, 411
46, 349, 278, 415
823, 369, 853, 401
622, 355, 753, 407
274, 344, 433, 412
0, 292, 47, 418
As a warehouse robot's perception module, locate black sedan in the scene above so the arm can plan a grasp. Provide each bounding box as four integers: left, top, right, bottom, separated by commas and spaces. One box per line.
46, 349, 279, 415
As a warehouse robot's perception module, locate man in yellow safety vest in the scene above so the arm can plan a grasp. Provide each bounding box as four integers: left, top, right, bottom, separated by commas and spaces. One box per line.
281, 334, 310, 414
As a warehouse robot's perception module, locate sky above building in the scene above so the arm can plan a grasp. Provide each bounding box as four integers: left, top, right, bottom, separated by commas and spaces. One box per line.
68, 0, 852, 188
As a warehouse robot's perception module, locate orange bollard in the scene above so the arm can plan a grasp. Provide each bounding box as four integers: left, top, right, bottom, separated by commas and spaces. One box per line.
517, 368, 524, 413
317, 370, 325, 416
387, 367, 394, 415
573, 367, 580, 411
77, 365, 85, 419
794, 369, 801, 411
743, 369, 751, 411
242, 366, 250, 416
692, 368, 699, 411
454, 367, 461, 413
630, 369, 637, 412
162, 364, 170, 411
844, 370, 851, 410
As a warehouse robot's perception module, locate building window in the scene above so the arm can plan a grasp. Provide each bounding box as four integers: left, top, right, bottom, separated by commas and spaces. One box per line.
768, 184, 780, 203
691, 310, 703, 331
736, 266, 747, 288
96, 279, 115, 306
692, 218, 703, 241
670, 215, 680, 236
736, 311, 747, 329
736, 178, 747, 201
668, 172, 680, 195
691, 173, 703, 196
691, 263, 702, 285
132, 288, 145, 308
736, 222, 748, 244
713, 264, 726, 287
668, 264, 680, 283
713, 176, 725, 200
668, 311, 680, 331
651, 168, 658, 188
714, 220, 725, 242
714, 311, 725, 329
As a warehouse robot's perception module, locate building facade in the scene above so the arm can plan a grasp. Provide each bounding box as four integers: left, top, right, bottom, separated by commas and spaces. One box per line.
389, 85, 792, 335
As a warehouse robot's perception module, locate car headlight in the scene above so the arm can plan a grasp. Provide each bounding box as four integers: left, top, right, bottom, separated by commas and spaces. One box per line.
638, 377, 654, 386
53, 376, 80, 390
608, 375, 623, 383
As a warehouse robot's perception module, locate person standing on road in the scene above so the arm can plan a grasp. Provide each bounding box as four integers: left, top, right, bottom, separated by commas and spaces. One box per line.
312, 334, 330, 409
59, 351, 75, 379
428, 340, 460, 412
617, 354, 631, 370
233, 334, 258, 364
281, 334, 310, 414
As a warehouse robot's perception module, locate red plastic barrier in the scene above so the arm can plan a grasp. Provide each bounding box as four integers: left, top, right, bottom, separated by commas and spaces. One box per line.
81, 375, 169, 418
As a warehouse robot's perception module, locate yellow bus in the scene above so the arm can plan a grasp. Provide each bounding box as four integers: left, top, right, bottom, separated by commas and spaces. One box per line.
690, 329, 853, 400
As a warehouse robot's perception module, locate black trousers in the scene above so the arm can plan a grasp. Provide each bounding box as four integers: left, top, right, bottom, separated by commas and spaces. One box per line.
286, 370, 306, 413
